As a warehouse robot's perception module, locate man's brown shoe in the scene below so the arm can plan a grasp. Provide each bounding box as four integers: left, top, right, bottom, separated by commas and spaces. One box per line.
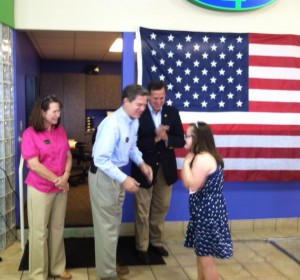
117, 265, 129, 275
57, 270, 72, 279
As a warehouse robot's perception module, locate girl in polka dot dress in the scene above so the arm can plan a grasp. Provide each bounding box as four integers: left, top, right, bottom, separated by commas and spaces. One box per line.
181, 122, 233, 280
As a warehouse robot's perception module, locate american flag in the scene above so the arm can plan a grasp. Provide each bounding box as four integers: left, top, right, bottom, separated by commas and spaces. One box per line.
137, 27, 300, 181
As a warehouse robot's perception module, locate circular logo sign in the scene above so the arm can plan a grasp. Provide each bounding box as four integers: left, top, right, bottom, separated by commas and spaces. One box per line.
187, 0, 277, 11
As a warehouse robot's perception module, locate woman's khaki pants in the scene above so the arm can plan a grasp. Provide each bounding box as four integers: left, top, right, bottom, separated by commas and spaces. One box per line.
27, 186, 67, 280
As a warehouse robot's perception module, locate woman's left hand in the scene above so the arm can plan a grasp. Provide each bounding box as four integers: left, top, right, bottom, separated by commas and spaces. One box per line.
60, 182, 70, 192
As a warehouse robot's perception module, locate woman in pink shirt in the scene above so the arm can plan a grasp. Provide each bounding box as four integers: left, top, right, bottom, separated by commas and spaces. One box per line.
21, 95, 72, 280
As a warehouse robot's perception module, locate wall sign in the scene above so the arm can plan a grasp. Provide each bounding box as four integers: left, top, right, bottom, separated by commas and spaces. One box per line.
187, 0, 277, 11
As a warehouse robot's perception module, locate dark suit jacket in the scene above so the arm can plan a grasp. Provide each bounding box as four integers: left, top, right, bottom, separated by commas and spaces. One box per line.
131, 105, 185, 188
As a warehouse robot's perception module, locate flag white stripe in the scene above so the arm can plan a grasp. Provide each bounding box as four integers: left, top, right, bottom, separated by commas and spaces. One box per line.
249, 89, 300, 103
176, 158, 300, 171
179, 112, 300, 125
249, 66, 300, 80
214, 135, 300, 148
249, 44, 300, 58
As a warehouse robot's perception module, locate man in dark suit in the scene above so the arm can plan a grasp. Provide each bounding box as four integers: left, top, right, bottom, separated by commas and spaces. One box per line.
131, 80, 185, 263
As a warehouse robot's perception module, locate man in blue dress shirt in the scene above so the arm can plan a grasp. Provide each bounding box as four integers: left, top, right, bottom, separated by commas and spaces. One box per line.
89, 84, 153, 280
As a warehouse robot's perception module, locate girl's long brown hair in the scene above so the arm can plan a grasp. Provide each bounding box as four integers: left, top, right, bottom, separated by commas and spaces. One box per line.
189, 121, 224, 168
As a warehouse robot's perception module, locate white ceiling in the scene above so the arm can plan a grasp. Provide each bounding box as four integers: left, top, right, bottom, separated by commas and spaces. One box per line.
26, 30, 124, 62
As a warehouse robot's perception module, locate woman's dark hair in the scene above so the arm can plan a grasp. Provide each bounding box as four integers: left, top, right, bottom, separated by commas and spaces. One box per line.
122, 84, 149, 102
190, 121, 224, 168
28, 95, 63, 132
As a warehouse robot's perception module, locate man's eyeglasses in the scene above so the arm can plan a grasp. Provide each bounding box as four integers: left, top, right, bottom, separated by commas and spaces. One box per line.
41, 95, 56, 106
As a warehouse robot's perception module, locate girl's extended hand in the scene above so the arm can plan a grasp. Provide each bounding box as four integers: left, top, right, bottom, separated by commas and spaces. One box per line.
184, 152, 194, 166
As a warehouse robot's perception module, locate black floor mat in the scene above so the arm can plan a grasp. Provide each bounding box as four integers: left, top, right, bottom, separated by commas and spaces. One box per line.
19, 236, 165, 270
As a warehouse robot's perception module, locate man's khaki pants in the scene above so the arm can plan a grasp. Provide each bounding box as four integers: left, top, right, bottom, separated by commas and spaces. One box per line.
27, 186, 67, 280
134, 164, 172, 251
88, 169, 125, 279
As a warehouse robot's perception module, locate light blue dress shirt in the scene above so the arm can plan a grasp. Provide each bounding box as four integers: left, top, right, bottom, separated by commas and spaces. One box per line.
148, 103, 168, 147
148, 103, 162, 129
93, 107, 143, 183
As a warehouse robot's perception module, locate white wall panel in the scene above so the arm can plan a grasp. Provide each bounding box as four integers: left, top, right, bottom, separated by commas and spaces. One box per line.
14, 0, 300, 35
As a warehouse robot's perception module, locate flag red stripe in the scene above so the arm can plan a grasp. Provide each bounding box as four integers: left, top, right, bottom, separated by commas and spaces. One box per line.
218, 147, 300, 158
249, 101, 300, 113
182, 124, 300, 135
177, 170, 300, 182
175, 147, 300, 158
249, 56, 300, 68
250, 33, 300, 46
249, 78, 300, 90
224, 170, 300, 181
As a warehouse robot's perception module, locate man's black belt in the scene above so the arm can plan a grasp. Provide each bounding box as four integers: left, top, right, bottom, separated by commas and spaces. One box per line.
90, 159, 97, 174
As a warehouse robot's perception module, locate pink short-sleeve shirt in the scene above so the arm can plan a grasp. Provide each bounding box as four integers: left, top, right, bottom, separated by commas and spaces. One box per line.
21, 125, 70, 193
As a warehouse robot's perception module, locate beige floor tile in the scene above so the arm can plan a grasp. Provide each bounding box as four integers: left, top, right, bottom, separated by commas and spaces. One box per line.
252, 246, 281, 257
20, 271, 55, 280
270, 238, 300, 261
127, 266, 156, 280
244, 240, 275, 252
218, 263, 252, 278
231, 231, 263, 240
215, 257, 237, 265
243, 263, 283, 277
183, 221, 189, 235
0, 260, 21, 273
253, 219, 277, 231
182, 265, 197, 280
271, 260, 300, 278
151, 266, 189, 280
223, 277, 255, 280
0, 242, 23, 262
65, 268, 88, 279
289, 276, 300, 280
231, 220, 254, 232
276, 230, 300, 237
0, 273, 22, 280
160, 254, 180, 267
163, 222, 185, 241
233, 249, 265, 263
167, 242, 194, 255
255, 276, 289, 280
87, 267, 97, 280
262, 249, 293, 263
230, 232, 240, 241
256, 230, 289, 239
232, 241, 251, 252
276, 218, 298, 231
164, 235, 185, 243
173, 253, 196, 267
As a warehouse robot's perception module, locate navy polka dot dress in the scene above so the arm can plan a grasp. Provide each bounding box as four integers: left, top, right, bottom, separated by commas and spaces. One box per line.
184, 164, 233, 259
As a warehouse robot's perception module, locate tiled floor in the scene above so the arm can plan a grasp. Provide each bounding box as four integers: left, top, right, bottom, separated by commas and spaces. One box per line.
1, 229, 300, 280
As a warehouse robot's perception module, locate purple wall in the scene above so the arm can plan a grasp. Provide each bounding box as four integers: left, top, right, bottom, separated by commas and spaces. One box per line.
14, 30, 41, 225
122, 181, 300, 223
